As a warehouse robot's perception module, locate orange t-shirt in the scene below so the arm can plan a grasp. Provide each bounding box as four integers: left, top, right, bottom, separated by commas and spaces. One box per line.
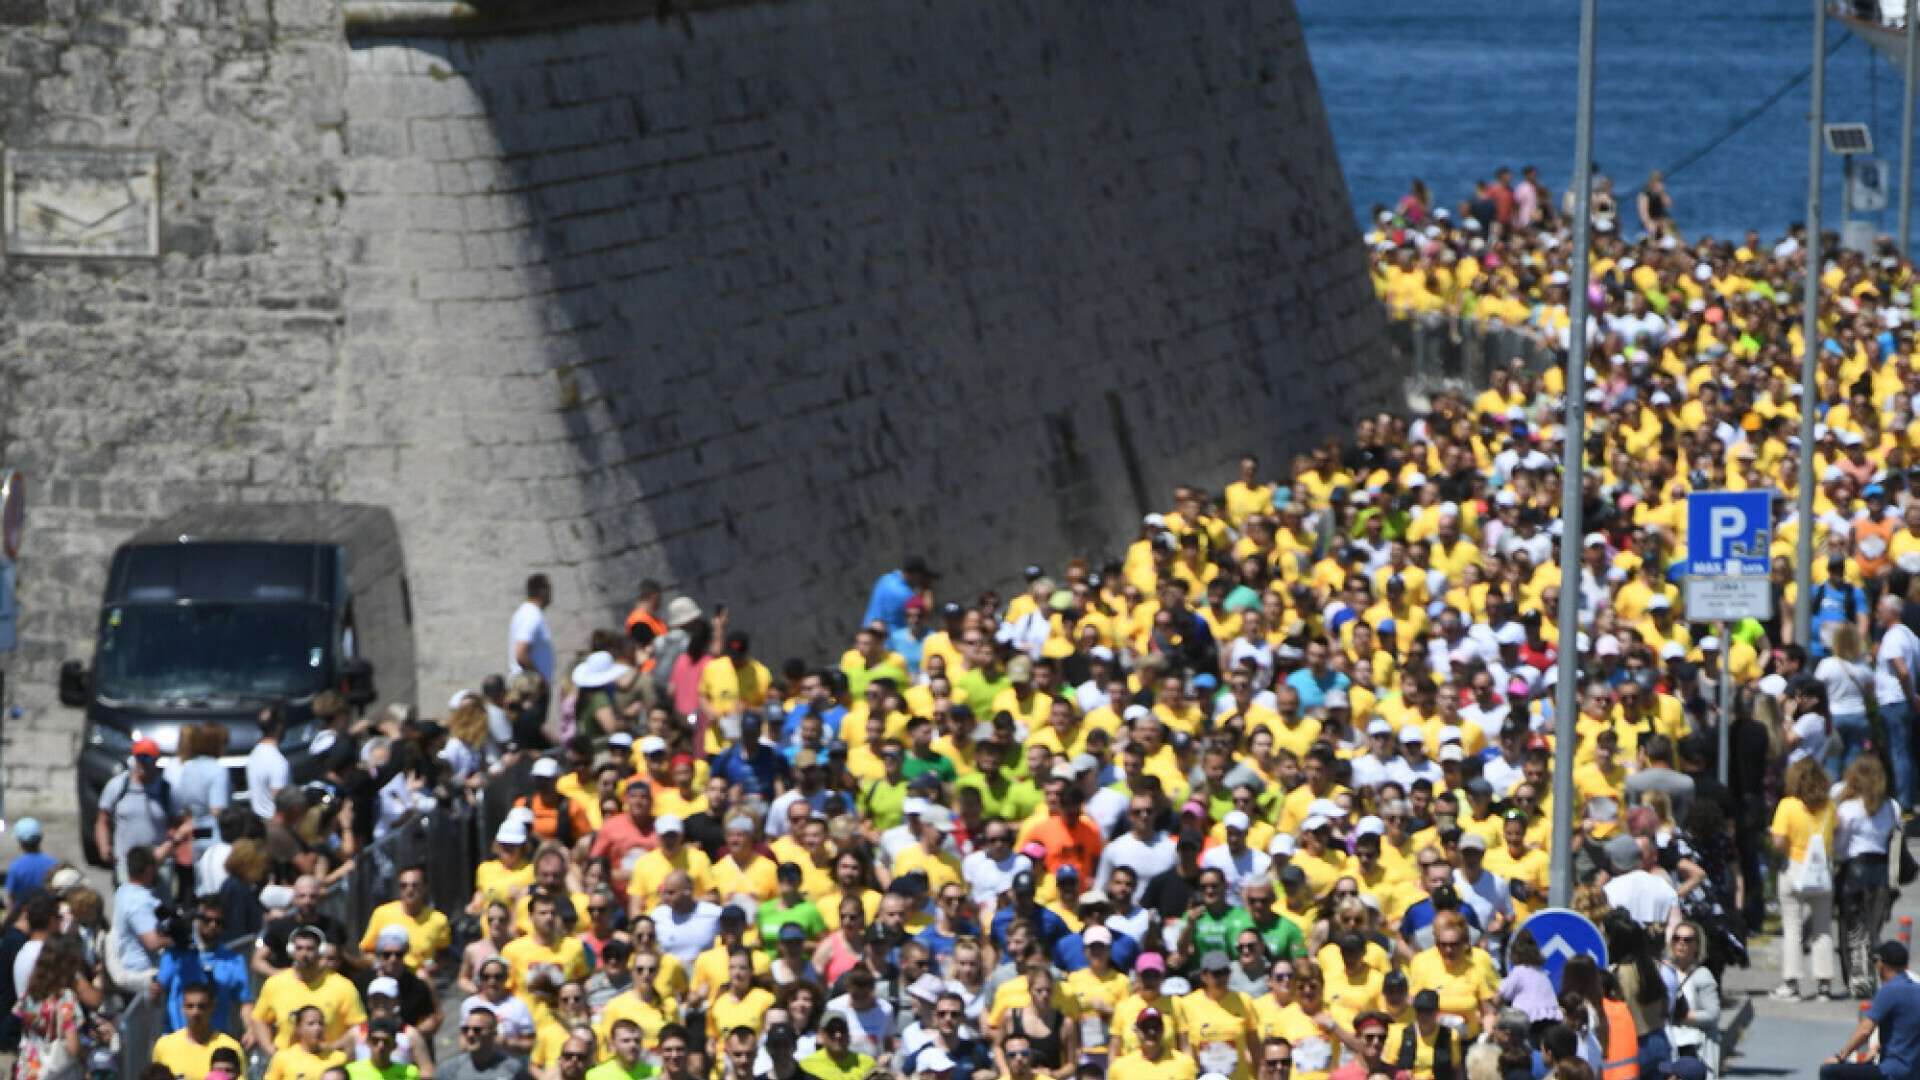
516, 792, 595, 844
1026, 814, 1105, 884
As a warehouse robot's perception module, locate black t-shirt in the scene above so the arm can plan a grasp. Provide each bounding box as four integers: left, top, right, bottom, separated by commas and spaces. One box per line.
259, 912, 352, 968
360, 968, 437, 1029
683, 811, 727, 859
757, 1067, 822, 1080
1141, 868, 1196, 921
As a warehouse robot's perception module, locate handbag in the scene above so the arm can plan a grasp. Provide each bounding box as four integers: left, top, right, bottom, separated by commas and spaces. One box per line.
1795, 807, 1835, 897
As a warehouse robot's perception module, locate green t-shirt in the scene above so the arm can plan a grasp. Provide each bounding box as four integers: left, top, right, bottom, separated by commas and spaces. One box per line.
1190, 905, 1255, 961
1251, 913, 1308, 961
847, 659, 909, 699
585, 1059, 659, 1080
957, 668, 1012, 713
902, 748, 957, 784
756, 898, 827, 952
346, 1062, 419, 1080
801, 1049, 876, 1080
859, 778, 910, 831
954, 773, 1042, 822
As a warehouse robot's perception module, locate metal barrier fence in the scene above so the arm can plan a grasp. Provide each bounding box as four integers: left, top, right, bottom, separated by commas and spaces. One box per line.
116, 795, 495, 1080
1388, 311, 1555, 385
316, 798, 485, 944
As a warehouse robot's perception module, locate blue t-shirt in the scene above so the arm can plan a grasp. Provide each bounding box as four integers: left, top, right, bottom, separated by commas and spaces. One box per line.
1870, 973, 1920, 1080
1810, 582, 1868, 659
157, 944, 255, 1032
112, 882, 162, 974
1285, 668, 1351, 712
712, 744, 789, 798
5, 853, 56, 903
863, 571, 915, 630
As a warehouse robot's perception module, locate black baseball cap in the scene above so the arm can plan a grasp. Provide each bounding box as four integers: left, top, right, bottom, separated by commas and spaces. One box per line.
1878, 940, 1910, 968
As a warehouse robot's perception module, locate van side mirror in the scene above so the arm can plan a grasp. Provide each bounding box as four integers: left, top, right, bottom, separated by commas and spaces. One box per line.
58, 661, 88, 707
341, 658, 376, 708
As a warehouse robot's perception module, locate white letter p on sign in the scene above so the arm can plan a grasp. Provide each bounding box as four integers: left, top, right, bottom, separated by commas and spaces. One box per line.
1709, 507, 1746, 559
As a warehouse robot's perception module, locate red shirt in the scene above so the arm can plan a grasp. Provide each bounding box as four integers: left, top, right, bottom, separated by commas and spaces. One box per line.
1027, 813, 1104, 884
589, 813, 658, 901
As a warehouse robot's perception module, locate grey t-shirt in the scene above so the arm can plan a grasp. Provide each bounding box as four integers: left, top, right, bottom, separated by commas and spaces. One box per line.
99, 772, 174, 861
1624, 767, 1695, 825
438, 1051, 532, 1080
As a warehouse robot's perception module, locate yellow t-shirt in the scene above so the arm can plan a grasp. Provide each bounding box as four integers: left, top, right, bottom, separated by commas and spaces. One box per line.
1175, 989, 1258, 1080
1109, 1050, 1199, 1080
500, 933, 592, 994
360, 902, 454, 971
704, 986, 777, 1041
1111, 993, 1184, 1057
595, 992, 680, 1054
153, 1030, 245, 1080
1384, 1022, 1463, 1080
691, 944, 771, 1003
262, 1046, 345, 1080
1252, 999, 1340, 1080
712, 854, 779, 905
1406, 948, 1498, 1038
254, 970, 367, 1048
628, 846, 716, 910
1770, 796, 1836, 863
475, 859, 536, 908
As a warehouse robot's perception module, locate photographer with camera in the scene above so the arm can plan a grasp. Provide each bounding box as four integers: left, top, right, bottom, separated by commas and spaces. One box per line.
153, 896, 254, 1044
107, 846, 170, 996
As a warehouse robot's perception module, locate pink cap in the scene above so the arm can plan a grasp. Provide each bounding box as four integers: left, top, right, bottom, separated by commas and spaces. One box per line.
1135, 952, 1166, 973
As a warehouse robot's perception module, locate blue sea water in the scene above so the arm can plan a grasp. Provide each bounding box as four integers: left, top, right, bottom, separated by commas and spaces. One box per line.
1298, 0, 1912, 245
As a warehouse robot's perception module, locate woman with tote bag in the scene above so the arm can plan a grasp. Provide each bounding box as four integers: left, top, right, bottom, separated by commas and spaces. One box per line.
1770, 757, 1838, 1000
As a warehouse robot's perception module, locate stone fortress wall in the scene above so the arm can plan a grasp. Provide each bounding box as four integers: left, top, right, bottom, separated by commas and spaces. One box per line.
0, 0, 1393, 810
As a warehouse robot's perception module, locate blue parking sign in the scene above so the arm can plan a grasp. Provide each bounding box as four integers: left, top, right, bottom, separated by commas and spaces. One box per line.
1686, 490, 1773, 577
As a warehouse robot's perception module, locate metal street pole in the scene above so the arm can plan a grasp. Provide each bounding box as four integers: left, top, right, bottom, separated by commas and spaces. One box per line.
1902, 0, 1918, 257
1717, 622, 1732, 785
1550, 0, 1599, 911
1796, 0, 1827, 651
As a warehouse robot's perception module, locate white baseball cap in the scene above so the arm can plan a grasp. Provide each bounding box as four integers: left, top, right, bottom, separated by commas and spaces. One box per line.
1398, 725, 1426, 744
496, 820, 529, 845
531, 757, 561, 779
1222, 811, 1251, 832
1268, 834, 1297, 856
655, 814, 685, 835
1659, 642, 1686, 660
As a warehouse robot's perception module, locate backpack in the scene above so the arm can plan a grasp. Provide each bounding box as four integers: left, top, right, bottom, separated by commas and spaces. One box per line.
103, 772, 174, 825
516, 792, 577, 846
1398, 1021, 1455, 1080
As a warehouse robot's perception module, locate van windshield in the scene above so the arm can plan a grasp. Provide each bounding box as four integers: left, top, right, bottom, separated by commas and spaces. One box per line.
95, 603, 330, 703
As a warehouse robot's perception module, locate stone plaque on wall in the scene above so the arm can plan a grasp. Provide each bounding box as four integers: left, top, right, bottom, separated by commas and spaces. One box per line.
4, 148, 159, 258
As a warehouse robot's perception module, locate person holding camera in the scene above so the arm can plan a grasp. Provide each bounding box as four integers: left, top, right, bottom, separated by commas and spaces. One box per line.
153, 895, 253, 1043
108, 846, 170, 996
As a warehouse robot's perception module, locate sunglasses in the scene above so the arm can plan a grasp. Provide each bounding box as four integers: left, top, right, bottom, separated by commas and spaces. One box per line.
480, 972, 506, 982
935, 1010, 962, 1019
461, 1026, 492, 1036
1271, 971, 1294, 982
1674, 934, 1699, 943
560, 1053, 590, 1061
1007, 1051, 1033, 1059
378, 950, 407, 959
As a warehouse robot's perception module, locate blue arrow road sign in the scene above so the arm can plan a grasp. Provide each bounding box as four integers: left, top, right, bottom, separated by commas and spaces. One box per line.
1686, 490, 1773, 577
1517, 907, 1608, 989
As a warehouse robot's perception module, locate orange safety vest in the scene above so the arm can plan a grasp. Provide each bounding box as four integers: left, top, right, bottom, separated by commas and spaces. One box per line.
1601, 997, 1640, 1080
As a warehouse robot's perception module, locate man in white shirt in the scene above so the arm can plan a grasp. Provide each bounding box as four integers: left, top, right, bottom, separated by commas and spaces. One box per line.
1349, 719, 1401, 791
650, 870, 722, 969
1601, 836, 1681, 936
1387, 727, 1444, 789
1876, 594, 1920, 807
1197, 812, 1270, 905
1076, 755, 1129, 836
246, 706, 292, 821
1096, 794, 1179, 890
1453, 834, 1513, 939
1458, 670, 1511, 748
507, 573, 555, 684
960, 821, 1023, 909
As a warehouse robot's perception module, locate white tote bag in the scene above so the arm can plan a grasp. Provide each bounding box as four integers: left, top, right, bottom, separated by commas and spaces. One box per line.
1795, 808, 1834, 897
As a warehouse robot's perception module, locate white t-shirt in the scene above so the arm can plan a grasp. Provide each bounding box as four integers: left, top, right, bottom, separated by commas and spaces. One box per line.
508, 601, 555, 683
1817, 656, 1872, 717
1836, 796, 1900, 860
651, 901, 722, 968
1096, 833, 1178, 891
14, 939, 42, 999
246, 740, 291, 820
962, 849, 1025, 905
1877, 623, 1920, 707
1789, 711, 1830, 765
1603, 871, 1678, 925
1197, 845, 1271, 905
460, 993, 536, 1040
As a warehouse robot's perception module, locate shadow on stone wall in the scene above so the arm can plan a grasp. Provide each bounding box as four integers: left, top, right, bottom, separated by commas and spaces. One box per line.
338, 0, 1395, 676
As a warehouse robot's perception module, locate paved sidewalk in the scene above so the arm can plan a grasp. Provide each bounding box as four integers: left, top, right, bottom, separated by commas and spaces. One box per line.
1719, 835, 1920, 1077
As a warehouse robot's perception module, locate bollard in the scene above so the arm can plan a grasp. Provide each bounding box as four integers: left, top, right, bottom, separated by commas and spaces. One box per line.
1902, 916, 1912, 946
